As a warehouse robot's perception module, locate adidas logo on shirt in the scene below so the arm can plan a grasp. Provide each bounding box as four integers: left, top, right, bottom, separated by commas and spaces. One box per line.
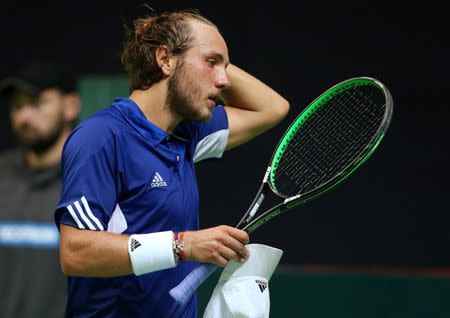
130, 238, 141, 252
151, 172, 167, 188
255, 279, 268, 293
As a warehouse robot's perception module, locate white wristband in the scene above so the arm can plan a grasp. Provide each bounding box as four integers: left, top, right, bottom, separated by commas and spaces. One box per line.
128, 231, 176, 276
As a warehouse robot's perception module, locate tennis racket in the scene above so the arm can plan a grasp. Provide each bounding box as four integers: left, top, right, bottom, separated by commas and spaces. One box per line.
169, 76, 393, 305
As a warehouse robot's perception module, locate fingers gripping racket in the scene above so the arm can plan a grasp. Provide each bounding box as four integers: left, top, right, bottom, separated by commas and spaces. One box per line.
169, 77, 393, 305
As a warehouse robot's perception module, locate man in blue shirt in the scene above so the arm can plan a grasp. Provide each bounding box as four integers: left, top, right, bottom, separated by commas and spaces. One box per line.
55, 9, 289, 318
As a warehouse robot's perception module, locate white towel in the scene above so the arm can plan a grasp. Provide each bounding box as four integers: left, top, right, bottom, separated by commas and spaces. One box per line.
203, 244, 283, 318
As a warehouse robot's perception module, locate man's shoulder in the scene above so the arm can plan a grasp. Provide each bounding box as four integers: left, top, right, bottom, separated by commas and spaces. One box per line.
80, 105, 126, 132
0, 148, 22, 166
67, 106, 129, 147
0, 148, 25, 188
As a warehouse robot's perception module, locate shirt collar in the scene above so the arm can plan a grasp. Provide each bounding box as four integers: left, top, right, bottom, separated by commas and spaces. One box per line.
112, 97, 169, 147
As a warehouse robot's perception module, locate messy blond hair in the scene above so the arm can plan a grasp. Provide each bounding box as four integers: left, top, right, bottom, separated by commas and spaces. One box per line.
121, 9, 216, 92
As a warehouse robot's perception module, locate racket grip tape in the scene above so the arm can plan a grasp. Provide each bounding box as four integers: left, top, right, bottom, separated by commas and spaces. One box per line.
169, 263, 218, 305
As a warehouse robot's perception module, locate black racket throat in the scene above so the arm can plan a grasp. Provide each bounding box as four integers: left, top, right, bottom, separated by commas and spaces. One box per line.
236, 167, 290, 232
236, 182, 269, 230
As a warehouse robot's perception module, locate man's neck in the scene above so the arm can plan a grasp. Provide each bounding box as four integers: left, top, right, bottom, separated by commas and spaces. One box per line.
129, 81, 181, 133
25, 129, 70, 170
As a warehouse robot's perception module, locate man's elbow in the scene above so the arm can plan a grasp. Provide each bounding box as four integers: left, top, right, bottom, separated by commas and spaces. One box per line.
271, 98, 290, 125
60, 256, 75, 276
278, 99, 290, 120
60, 243, 81, 276
59, 228, 88, 276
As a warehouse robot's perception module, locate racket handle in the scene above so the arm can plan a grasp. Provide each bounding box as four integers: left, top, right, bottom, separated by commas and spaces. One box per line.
169, 263, 218, 305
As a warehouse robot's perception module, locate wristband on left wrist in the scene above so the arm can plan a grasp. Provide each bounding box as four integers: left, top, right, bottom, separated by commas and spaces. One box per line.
128, 231, 176, 276
173, 231, 186, 263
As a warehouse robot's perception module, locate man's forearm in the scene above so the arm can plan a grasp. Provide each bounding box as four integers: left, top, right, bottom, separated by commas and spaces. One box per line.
59, 224, 250, 277
60, 224, 132, 277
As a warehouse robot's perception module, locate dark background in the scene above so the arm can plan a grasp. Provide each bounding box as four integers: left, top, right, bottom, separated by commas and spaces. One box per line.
1, 1, 449, 268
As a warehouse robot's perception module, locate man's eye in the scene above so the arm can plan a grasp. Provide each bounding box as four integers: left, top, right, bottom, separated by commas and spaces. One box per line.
206, 59, 215, 67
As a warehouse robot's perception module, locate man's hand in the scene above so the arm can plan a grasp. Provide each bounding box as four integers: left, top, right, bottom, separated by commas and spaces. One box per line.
183, 225, 250, 267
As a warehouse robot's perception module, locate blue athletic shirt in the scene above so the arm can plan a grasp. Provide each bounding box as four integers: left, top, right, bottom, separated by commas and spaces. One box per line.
54, 97, 229, 318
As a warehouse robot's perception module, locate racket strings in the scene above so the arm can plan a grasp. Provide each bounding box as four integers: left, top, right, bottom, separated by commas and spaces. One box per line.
273, 85, 386, 197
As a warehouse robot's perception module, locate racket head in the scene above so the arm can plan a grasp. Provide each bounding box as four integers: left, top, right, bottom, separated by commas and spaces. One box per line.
268, 77, 393, 204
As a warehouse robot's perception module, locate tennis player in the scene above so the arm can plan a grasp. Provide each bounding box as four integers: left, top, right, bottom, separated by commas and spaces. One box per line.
54, 9, 289, 317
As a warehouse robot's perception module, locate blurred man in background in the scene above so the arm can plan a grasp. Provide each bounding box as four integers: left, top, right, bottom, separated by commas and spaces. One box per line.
0, 61, 80, 317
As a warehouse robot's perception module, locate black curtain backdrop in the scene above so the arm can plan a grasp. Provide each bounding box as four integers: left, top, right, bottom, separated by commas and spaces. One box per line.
1, 1, 449, 267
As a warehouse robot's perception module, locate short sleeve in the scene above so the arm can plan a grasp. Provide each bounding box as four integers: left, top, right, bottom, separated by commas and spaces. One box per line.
54, 121, 118, 232
177, 106, 229, 163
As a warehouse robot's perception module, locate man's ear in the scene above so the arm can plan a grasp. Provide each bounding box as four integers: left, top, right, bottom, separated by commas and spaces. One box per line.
62, 92, 81, 123
155, 46, 177, 76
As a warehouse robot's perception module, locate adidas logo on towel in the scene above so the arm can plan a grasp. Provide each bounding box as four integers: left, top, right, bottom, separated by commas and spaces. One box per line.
255, 279, 268, 293
151, 172, 167, 188
130, 238, 141, 252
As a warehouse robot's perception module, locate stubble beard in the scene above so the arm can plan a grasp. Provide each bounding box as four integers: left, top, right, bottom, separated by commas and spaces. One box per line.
166, 61, 211, 122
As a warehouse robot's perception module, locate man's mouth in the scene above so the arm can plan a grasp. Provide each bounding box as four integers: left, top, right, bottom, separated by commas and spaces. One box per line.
207, 94, 220, 105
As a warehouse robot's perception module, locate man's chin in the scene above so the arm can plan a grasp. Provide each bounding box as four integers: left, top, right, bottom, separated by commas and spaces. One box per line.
183, 107, 213, 122
17, 136, 39, 148
194, 109, 213, 122
17, 135, 58, 154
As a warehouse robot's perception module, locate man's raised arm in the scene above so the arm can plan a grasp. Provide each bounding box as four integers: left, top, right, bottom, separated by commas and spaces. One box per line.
222, 64, 290, 150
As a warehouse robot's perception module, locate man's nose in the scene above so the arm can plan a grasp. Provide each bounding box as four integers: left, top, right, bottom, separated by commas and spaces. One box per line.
215, 69, 231, 89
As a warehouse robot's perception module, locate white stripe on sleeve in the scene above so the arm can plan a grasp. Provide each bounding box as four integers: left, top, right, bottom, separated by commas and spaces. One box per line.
81, 196, 104, 231
193, 129, 229, 163
66, 204, 85, 229
74, 200, 96, 230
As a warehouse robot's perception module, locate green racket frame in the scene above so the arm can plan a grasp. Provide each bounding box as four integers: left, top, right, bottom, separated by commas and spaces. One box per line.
242, 77, 393, 233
